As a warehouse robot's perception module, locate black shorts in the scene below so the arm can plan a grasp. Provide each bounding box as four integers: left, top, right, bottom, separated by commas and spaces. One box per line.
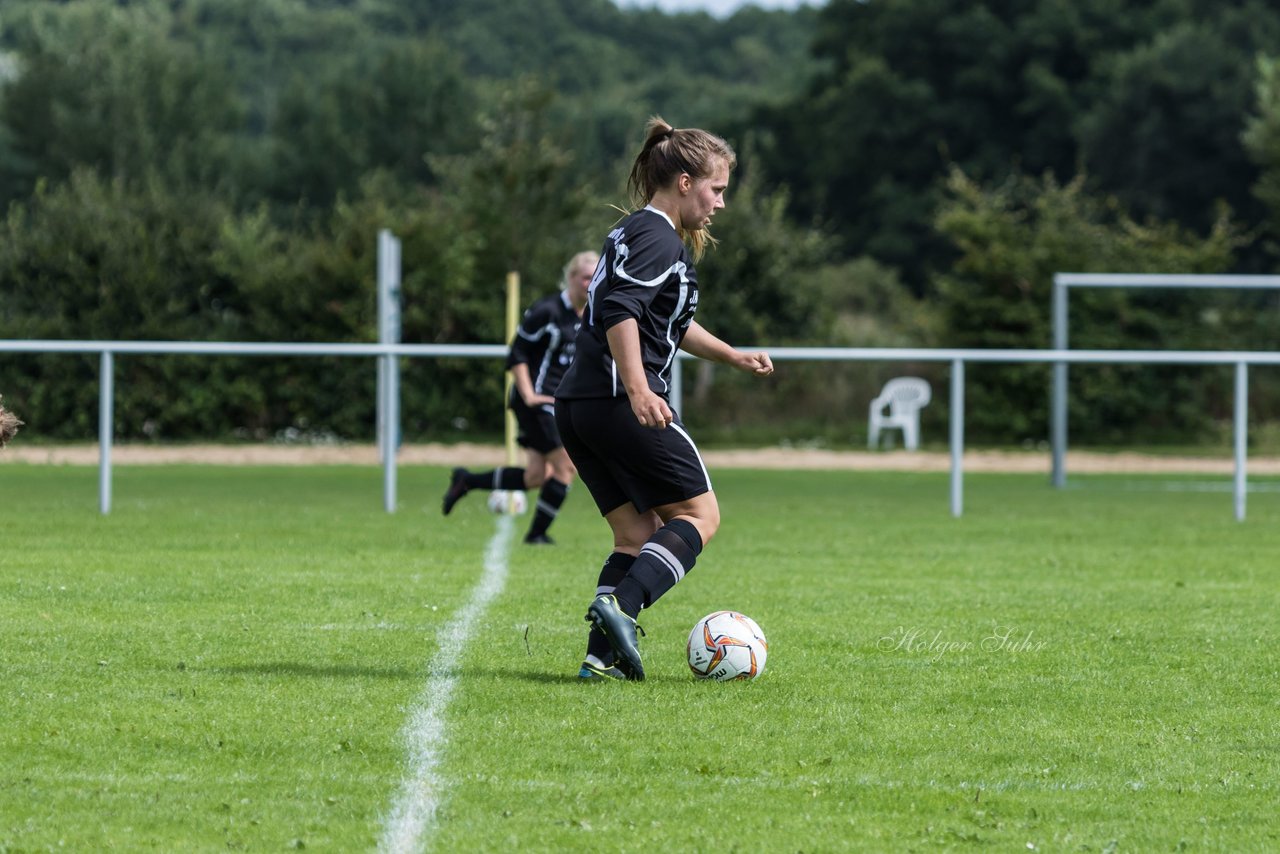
509, 392, 562, 454
554, 395, 712, 516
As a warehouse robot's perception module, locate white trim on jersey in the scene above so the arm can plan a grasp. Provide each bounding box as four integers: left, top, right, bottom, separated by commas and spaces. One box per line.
643, 204, 675, 230
616, 252, 686, 290
656, 273, 690, 393
514, 321, 562, 394
533, 326, 561, 393
584, 231, 616, 328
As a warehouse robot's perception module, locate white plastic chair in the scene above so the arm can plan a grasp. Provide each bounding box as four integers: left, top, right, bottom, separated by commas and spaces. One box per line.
868, 377, 931, 451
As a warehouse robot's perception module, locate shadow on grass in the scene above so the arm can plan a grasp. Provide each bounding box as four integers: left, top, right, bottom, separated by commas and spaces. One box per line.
205, 661, 686, 685
211, 662, 420, 680
461, 664, 687, 685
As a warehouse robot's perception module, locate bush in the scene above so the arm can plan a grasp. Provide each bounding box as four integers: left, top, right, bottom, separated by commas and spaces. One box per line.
934, 167, 1251, 445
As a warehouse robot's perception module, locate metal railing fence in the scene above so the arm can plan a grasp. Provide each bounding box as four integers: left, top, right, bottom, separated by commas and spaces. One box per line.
1050, 273, 1280, 489
4, 339, 1279, 520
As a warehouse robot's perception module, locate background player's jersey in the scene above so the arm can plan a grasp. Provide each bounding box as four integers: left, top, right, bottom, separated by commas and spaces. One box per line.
556, 207, 698, 400
506, 291, 580, 398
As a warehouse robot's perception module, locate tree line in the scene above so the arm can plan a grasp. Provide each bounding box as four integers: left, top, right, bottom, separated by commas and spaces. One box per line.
2, 0, 1280, 446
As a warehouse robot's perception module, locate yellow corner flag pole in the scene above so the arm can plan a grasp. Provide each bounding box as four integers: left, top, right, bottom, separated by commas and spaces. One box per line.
503, 271, 521, 513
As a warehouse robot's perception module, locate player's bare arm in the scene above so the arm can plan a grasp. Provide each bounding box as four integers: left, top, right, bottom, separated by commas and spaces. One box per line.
607, 319, 674, 428
509, 362, 553, 407
680, 321, 774, 377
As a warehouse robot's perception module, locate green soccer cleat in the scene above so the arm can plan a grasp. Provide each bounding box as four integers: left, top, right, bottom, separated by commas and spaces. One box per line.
584, 594, 645, 681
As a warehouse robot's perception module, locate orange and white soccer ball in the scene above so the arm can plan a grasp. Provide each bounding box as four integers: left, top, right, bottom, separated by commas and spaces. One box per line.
687, 610, 768, 681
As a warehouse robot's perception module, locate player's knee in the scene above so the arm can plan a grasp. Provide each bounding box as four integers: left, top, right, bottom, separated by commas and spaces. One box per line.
611, 513, 661, 553
692, 507, 720, 546
656, 497, 720, 546
680, 498, 720, 546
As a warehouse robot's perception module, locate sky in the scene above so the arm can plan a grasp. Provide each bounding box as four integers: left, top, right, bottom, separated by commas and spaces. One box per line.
613, 0, 826, 17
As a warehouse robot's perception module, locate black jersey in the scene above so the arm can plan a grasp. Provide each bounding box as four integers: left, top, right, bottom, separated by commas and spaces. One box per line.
506, 291, 581, 396
556, 207, 698, 400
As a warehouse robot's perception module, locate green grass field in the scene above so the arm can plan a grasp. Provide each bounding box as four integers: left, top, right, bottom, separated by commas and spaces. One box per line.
2, 464, 1277, 852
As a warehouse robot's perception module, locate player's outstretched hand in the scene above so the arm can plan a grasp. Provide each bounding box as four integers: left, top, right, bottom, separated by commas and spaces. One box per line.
736, 351, 774, 377
0, 396, 22, 449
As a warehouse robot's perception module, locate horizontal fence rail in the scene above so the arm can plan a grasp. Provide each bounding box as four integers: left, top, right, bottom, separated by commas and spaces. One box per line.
8, 339, 1280, 364
0, 340, 507, 357
2, 339, 1275, 519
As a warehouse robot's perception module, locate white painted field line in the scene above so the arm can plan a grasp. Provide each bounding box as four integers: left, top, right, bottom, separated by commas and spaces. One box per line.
379, 514, 515, 854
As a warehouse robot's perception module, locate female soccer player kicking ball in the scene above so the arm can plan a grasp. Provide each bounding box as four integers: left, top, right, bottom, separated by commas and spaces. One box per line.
555, 117, 773, 680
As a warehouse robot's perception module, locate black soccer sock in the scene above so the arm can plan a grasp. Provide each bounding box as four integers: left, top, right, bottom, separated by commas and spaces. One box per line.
463, 467, 526, 491
526, 478, 569, 539
611, 519, 704, 618
585, 552, 637, 666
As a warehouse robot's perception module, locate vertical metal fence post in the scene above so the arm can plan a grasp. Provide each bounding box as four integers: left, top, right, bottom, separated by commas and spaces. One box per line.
378, 230, 402, 512
950, 359, 965, 518
383, 349, 399, 513
1235, 361, 1248, 522
99, 350, 114, 515
1051, 276, 1068, 488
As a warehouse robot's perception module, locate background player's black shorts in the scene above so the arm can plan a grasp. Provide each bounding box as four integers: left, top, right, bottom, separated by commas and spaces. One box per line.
509, 393, 561, 454
555, 395, 712, 515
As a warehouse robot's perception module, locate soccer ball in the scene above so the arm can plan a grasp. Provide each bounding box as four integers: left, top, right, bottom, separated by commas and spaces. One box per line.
687, 610, 768, 681
487, 489, 528, 515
